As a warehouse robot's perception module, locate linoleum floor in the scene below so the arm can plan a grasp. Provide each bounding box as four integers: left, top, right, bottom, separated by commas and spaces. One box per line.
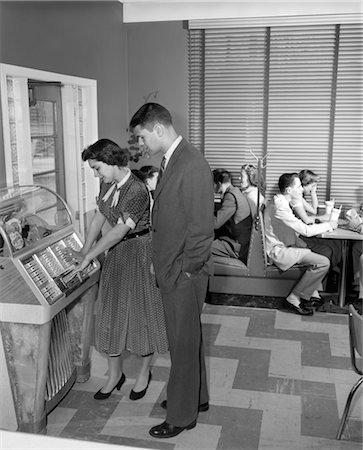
45, 304, 363, 450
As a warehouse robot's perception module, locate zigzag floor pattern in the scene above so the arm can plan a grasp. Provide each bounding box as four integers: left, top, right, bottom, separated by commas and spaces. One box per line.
45, 304, 362, 450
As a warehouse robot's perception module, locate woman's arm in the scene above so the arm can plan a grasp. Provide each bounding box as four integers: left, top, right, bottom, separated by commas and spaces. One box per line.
80, 222, 130, 270
303, 184, 318, 214
81, 210, 106, 255
293, 202, 315, 224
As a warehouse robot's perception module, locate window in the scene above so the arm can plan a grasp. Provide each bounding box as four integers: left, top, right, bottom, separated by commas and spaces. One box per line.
0, 64, 99, 238
188, 23, 363, 209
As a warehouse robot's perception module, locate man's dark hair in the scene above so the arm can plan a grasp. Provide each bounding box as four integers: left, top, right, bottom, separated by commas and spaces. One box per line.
213, 169, 232, 185
278, 172, 299, 194
129, 103, 173, 132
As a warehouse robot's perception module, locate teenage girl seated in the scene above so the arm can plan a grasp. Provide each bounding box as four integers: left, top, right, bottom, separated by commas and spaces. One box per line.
290, 169, 319, 224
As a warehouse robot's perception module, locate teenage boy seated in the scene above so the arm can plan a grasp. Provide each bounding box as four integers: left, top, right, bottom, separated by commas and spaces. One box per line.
264, 172, 337, 315
212, 169, 252, 264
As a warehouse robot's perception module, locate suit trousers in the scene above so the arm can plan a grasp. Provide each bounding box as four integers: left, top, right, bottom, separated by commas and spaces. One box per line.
291, 250, 330, 300
301, 236, 342, 270
160, 271, 209, 427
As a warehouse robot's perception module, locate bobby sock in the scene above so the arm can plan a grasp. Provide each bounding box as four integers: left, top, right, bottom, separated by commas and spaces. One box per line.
286, 292, 300, 307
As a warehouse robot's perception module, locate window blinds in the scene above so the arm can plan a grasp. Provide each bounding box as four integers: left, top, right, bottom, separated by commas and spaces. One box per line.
331, 24, 363, 208
188, 29, 205, 154
204, 28, 266, 176
188, 23, 363, 208
266, 25, 336, 201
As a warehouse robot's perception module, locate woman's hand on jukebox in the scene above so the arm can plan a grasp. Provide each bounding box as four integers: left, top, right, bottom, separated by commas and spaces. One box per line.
62, 247, 90, 272
76, 254, 92, 273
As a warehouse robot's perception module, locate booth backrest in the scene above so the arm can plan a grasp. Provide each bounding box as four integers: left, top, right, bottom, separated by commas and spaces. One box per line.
247, 209, 268, 277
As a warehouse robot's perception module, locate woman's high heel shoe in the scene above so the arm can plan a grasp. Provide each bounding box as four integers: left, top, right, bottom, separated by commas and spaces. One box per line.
129, 371, 152, 401
94, 373, 126, 400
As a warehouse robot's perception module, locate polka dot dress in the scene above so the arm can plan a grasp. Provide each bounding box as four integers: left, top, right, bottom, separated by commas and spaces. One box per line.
94, 175, 168, 356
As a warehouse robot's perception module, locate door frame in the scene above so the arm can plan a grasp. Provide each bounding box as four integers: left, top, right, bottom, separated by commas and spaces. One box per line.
0, 64, 99, 238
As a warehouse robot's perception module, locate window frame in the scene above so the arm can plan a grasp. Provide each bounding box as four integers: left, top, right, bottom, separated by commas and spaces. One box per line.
0, 64, 99, 238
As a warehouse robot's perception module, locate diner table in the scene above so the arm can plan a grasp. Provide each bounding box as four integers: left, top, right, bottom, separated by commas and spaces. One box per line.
318, 220, 363, 307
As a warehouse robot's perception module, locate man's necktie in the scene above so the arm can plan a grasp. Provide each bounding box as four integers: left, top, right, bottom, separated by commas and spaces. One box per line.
157, 156, 166, 184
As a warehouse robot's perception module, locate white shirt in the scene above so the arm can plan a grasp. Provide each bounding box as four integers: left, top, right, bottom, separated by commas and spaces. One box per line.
162, 135, 183, 169
264, 194, 332, 270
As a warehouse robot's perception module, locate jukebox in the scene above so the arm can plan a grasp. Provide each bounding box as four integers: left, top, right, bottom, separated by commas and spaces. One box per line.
0, 185, 100, 433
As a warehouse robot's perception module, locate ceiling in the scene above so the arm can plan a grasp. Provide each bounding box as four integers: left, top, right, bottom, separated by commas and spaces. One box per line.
119, 0, 362, 23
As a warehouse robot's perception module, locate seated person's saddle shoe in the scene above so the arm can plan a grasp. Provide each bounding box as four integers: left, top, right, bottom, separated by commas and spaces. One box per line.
284, 299, 313, 316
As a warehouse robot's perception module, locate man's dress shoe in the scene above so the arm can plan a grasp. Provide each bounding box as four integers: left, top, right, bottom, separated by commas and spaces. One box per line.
149, 420, 197, 438
160, 399, 209, 412
284, 299, 313, 316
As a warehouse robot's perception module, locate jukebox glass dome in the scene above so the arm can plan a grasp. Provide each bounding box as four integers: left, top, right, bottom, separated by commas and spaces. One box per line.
0, 185, 72, 257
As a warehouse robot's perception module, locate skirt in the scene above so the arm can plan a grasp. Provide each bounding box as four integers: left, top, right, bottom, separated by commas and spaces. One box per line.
95, 233, 168, 356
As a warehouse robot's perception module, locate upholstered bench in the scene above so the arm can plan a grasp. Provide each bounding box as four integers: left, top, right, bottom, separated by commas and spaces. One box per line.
209, 211, 306, 297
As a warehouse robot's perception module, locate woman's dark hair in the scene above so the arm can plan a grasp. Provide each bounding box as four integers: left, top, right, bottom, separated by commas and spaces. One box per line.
82, 138, 130, 167
138, 165, 159, 182
299, 169, 319, 186
278, 172, 299, 194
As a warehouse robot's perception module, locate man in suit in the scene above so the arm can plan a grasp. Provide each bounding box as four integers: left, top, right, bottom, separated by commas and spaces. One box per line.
264, 173, 337, 315
212, 169, 252, 264
130, 103, 214, 438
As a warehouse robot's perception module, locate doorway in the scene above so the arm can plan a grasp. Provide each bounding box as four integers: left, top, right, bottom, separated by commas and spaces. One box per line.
28, 81, 65, 198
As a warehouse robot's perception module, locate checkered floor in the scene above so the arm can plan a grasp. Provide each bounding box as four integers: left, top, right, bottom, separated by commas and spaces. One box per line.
46, 304, 362, 450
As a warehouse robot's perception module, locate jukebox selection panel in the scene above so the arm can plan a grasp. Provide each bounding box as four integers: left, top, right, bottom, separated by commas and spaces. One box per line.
21, 233, 98, 305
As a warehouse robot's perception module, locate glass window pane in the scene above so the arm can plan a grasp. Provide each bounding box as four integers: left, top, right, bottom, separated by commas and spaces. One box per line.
33, 173, 56, 193
29, 101, 55, 135
32, 138, 55, 173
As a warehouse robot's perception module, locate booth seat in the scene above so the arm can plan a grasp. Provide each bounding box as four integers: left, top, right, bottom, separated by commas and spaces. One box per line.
209, 210, 306, 297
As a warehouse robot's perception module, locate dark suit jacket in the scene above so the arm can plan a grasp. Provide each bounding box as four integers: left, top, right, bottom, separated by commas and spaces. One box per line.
151, 138, 214, 292
214, 185, 250, 229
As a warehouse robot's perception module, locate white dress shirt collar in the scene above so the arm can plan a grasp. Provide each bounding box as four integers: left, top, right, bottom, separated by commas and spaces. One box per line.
162, 135, 182, 169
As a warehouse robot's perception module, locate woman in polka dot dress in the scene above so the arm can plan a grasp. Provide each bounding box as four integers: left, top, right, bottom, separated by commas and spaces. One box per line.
68, 138, 168, 401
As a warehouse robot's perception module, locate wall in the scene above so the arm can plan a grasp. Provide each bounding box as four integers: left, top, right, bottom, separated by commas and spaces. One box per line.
0, 2, 189, 173
0, 1, 129, 149
127, 20, 188, 168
